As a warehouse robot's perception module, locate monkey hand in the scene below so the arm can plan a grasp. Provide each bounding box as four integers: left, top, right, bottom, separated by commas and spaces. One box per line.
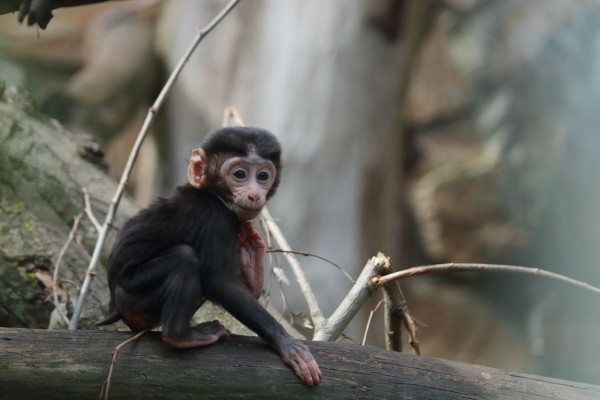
18, 0, 54, 29
239, 222, 265, 299
272, 336, 322, 386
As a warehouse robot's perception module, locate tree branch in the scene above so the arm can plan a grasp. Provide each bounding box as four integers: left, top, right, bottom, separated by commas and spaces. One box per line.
374, 263, 600, 294
267, 249, 355, 284
382, 280, 420, 354
4, 328, 599, 400
313, 253, 391, 341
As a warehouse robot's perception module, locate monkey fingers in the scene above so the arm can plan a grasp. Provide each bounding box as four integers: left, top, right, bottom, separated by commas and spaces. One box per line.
273, 337, 322, 386
239, 222, 266, 299
162, 320, 230, 349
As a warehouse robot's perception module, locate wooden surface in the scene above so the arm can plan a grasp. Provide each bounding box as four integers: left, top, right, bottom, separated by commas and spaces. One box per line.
1, 328, 599, 399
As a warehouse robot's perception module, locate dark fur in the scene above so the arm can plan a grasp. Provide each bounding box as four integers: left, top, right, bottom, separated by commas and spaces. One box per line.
100, 185, 287, 341
97, 128, 320, 385
98, 128, 288, 346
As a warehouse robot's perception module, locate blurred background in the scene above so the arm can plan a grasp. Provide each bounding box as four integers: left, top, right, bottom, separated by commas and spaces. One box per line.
1, 0, 599, 384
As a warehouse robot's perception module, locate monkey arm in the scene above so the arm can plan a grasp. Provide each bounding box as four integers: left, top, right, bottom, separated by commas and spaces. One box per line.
208, 280, 321, 386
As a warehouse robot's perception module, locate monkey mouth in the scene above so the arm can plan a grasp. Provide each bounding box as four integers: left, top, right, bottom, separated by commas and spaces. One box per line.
240, 204, 263, 211
237, 200, 265, 211
235, 205, 263, 221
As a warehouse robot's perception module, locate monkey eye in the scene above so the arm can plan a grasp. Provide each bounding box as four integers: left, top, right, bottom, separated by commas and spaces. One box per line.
233, 169, 247, 180
257, 171, 270, 182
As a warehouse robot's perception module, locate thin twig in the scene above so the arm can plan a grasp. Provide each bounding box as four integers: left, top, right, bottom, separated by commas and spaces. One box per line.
68, 0, 242, 330
259, 216, 275, 307
52, 211, 85, 326
222, 106, 246, 127
362, 298, 384, 346
81, 187, 101, 232
275, 274, 291, 323
375, 263, 600, 294
101, 329, 150, 400
401, 306, 421, 355
267, 249, 355, 283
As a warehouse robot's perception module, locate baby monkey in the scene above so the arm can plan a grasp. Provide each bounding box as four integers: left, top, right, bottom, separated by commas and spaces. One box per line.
97, 127, 321, 385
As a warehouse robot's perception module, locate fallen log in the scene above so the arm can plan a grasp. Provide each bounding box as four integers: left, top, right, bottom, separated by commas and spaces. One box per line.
1, 328, 598, 399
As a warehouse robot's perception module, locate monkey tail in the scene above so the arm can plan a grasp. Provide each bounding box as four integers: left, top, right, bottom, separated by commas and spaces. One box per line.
95, 309, 121, 326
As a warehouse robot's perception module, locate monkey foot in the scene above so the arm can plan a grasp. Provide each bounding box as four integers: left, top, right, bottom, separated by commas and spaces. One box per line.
162, 320, 230, 349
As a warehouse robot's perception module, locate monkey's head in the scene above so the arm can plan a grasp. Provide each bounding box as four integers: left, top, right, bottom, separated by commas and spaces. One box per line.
187, 127, 282, 221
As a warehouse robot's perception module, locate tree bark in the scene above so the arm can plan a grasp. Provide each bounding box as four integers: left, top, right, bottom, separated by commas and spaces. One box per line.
1, 328, 599, 400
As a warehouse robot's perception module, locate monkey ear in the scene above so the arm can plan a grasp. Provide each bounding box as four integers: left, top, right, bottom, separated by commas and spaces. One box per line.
188, 148, 207, 188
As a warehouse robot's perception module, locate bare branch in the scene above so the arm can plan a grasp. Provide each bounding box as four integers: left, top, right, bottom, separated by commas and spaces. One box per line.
382, 282, 402, 352
81, 187, 101, 232
267, 249, 355, 284
222, 106, 246, 127
68, 0, 242, 330
313, 253, 391, 341
375, 263, 600, 294
52, 211, 85, 326
101, 329, 150, 400
382, 280, 420, 354
362, 298, 384, 346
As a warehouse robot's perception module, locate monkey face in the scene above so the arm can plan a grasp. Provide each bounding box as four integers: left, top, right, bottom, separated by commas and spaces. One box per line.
220, 156, 277, 221
187, 127, 282, 221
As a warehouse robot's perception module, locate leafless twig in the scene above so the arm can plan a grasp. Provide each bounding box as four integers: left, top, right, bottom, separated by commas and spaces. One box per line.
222, 106, 246, 127
68, 0, 242, 330
313, 253, 391, 341
375, 263, 600, 294
52, 211, 85, 326
267, 249, 355, 283
81, 187, 101, 232
362, 298, 384, 346
382, 280, 420, 354
101, 329, 150, 400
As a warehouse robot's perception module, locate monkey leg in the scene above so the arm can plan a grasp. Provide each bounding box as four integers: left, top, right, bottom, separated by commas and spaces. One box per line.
162, 320, 230, 349
238, 222, 265, 299
115, 245, 229, 348
157, 245, 230, 348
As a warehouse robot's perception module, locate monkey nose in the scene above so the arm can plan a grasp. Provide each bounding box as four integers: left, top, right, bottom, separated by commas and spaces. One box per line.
245, 193, 265, 208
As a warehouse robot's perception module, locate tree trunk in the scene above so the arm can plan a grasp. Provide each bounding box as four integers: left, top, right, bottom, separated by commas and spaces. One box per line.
1, 327, 598, 400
